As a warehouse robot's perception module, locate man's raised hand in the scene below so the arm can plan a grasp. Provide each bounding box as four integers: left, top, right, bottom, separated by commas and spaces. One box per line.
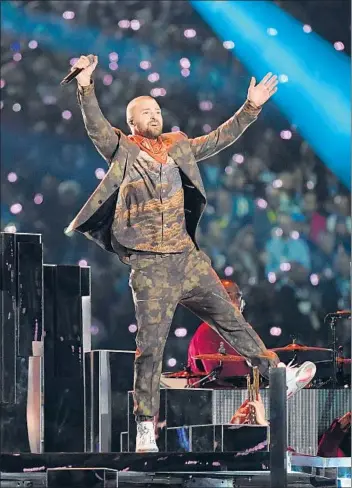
72, 55, 98, 87
247, 72, 278, 107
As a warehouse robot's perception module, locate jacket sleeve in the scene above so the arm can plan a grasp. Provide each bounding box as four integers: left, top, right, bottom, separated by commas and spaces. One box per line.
188, 100, 261, 163
77, 81, 121, 165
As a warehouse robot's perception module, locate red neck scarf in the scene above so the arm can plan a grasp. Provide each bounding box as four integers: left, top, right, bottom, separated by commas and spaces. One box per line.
128, 134, 168, 164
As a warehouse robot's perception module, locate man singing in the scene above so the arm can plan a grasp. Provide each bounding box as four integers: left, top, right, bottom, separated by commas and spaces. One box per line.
66, 55, 316, 453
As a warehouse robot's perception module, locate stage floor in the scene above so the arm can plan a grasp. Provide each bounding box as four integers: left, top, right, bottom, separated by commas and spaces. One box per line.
1, 452, 350, 487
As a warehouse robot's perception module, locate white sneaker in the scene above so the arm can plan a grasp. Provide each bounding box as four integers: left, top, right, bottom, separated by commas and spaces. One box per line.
136, 421, 159, 453
283, 361, 316, 399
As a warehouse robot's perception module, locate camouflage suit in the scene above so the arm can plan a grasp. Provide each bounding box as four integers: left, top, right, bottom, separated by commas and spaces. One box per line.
66, 82, 279, 418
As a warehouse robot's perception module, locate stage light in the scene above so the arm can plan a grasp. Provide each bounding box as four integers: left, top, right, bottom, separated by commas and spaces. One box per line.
159, 88, 167, 96
181, 68, 190, 77
199, 100, 213, 111
109, 52, 118, 62
272, 179, 283, 188
180, 57, 191, 68
280, 130, 292, 140
12, 103, 21, 112
63, 11, 75, 20
203, 124, 211, 133
10, 203, 22, 214
224, 266, 234, 276
290, 230, 300, 240
131, 20, 141, 31
175, 328, 187, 337
232, 153, 244, 163
118, 20, 130, 29
128, 324, 137, 333
223, 40, 235, 49
256, 198, 268, 209
184, 29, 196, 38
248, 276, 257, 285
13, 53, 22, 61
279, 74, 289, 83
270, 327, 282, 336
103, 74, 113, 86
334, 42, 345, 51
28, 40, 38, 49
1, 79, 6, 88
95, 168, 106, 179
280, 262, 291, 272
140, 60, 151, 70
167, 358, 177, 367
268, 272, 277, 283
306, 181, 315, 189
109, 62, 118, 71
310, 274, 319, 286
148, 72, 160, 82
62, 110, 72, 120
274, 227, 283, 237
191, 0, 350, 187
267, 27, 278, 36
34, 193, 43, 204
78, 259, 88, 267
7, 172, 17, 183
225, 166, 233, 174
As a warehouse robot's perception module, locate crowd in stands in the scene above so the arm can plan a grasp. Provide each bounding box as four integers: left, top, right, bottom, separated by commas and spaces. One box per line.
1, 0, 350, 368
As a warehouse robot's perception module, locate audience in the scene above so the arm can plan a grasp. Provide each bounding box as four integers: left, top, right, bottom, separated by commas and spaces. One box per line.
1, 0, 350, 364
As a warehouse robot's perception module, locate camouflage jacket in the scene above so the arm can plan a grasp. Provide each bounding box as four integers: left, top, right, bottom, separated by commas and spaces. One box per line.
66, 83, 261, 262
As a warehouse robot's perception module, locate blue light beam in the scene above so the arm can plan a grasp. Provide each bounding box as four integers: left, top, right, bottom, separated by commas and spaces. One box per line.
191, 0, 351, 188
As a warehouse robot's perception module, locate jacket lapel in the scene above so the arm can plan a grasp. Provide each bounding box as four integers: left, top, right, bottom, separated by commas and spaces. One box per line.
168, 140, 206, 198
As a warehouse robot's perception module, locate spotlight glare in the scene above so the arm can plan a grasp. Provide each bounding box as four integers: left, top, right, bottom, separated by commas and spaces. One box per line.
184, 29, 196, 38
63, 11, 75, 20
303, 24, 312, 33
34, 193, 43, 205
267, 27, 278, 36
7, 172, 18, 183
224, 266, 234, 276
223, 40, 235, 49
268, 272, 276, 283
10, 203, 22, 214
128, 323, 137, 333
175, 327, 187, 337
334, 41, 345, 51
167, 358, 177, 367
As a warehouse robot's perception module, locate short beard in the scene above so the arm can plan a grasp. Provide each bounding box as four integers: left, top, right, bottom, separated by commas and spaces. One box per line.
141, 126, 162, 139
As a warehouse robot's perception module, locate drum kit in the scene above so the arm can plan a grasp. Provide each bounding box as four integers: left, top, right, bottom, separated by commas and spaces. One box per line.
161, 323, 351, 390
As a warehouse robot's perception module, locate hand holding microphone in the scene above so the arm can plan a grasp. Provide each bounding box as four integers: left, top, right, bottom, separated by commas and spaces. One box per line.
60, 54, 98, 86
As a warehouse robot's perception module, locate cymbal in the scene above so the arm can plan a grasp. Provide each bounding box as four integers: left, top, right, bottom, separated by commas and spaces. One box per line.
193, 353, 247, 362
162, 371, 206, 379
271, 344, 332, 353
336, 358, 352, 364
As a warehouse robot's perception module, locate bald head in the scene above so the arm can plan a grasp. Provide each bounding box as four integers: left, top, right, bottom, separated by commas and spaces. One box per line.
126, 96, 163, 138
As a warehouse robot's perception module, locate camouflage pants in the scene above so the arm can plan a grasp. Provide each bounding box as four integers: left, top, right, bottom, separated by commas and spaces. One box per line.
129, 247, 279, 418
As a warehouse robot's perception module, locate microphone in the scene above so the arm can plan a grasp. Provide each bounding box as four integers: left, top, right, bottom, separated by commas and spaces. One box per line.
60, 54, 94, 85
326, 310, 351, 319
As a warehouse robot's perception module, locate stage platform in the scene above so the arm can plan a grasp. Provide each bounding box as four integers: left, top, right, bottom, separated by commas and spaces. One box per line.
1, 452, 350, 487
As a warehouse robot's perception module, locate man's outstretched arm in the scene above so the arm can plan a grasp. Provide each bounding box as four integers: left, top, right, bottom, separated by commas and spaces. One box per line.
189, 73, 278, 163
73, 55, 121, 165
